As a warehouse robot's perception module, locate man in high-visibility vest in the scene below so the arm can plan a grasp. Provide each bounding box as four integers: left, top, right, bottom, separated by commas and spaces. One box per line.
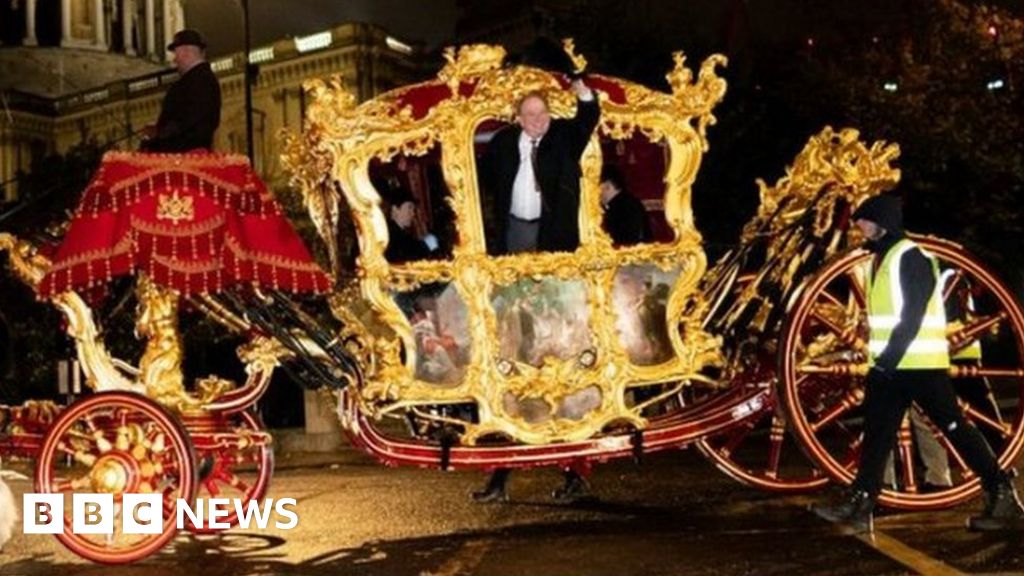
881, 279, 992, 494
811, 194, 1024, 533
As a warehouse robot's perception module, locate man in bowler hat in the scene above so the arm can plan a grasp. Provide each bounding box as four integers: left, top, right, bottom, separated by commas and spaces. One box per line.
142, 29, 222, 152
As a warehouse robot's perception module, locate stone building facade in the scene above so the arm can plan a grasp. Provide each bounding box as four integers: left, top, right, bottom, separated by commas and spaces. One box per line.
1, 17, 422, 202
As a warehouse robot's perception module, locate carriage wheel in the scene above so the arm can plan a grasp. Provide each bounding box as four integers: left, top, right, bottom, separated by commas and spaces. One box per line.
692, 273, 830, 492
187, 410, 274, 534
696, 386, 830, 492
35, 391, 197, 564
780, 237, 1024, 510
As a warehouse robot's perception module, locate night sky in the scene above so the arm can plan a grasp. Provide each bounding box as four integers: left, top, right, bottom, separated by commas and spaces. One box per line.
183, 0, 1015, 58
185, 0, 458, 57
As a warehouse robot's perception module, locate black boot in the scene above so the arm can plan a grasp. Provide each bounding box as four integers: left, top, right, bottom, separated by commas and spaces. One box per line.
552, 470, 594, 504
472, 469, 510, 503
810, 489, 875, 534
969, 474, 1024, 532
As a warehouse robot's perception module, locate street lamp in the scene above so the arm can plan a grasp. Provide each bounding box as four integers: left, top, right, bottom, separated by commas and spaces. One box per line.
239, 0, 254, 164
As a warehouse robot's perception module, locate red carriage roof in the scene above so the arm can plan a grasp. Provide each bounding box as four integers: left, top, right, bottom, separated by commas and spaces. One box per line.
38, 151, 331, 298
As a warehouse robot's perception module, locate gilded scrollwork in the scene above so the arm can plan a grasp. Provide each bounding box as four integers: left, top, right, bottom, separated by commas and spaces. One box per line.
1, 232, 281, 411
0, 232, 51, 287
666, 52, 729, 151
438, 44, 507, 94
287, 42, 732, 445
743, 126, 901, 245
696, 126, 899, 364
237, 335, 290, 376
1, 233, 145, 395
135, 275, 200, 409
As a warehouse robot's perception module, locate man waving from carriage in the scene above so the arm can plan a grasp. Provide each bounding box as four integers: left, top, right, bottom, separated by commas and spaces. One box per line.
472, 70, 601, 503
481, 77, 599, 255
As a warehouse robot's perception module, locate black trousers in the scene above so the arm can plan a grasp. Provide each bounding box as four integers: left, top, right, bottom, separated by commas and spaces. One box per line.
852, 369, 1002, 497
506, 216, 540, 254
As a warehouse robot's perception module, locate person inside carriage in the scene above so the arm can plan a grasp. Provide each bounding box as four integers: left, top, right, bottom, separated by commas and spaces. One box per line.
382, 185, 447, 346
480, 78, 599, 255
472, 143, 662, 504
471, 70, 601, 503
470, 163, 659, 501
140, 29, 221, 153
383, 187, 440, 264
600, 165, 652, 246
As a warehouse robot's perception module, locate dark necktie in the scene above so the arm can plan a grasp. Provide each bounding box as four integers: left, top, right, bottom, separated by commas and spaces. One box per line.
530, 138, 540, 192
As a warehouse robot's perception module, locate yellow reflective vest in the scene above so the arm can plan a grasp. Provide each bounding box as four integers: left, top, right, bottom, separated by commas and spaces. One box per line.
868, 238, 950, 370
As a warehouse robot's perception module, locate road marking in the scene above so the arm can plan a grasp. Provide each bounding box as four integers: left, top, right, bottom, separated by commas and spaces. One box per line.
796, 498, 967, 575
423, 537, 494, 576
856, 529, 967, 576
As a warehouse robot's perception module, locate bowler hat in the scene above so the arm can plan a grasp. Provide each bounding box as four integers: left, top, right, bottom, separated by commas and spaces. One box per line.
167, 29, 207, 51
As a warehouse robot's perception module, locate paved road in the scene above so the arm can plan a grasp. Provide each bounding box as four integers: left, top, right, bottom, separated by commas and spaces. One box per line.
2, 448, 1022, 575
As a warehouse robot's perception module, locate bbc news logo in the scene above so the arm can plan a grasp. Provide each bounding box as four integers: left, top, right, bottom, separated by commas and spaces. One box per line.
23, 494, 298, 534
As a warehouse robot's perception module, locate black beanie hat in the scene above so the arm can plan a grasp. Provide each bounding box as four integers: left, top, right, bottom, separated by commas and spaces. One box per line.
852, 194, 904, 234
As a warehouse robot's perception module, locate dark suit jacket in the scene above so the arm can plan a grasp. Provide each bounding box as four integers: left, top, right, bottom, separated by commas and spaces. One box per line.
143, 62, 221, 152
482, 97, 600, 254
603, 191, 651, 246
385, 219, 432, 264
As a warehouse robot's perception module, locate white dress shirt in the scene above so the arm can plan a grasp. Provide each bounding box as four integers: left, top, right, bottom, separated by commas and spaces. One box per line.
510, 132, 543, 220
508, 88, 594, 221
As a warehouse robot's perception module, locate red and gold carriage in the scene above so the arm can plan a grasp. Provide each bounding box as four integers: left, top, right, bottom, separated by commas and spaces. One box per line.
2, 41, 1023, 564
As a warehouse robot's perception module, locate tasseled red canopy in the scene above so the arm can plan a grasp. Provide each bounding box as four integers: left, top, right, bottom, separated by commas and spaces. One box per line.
38, 151, 331, 298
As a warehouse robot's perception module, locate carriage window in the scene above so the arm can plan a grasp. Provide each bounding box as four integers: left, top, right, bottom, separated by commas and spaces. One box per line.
599, 134, 673, 245
393, 282, 472, 384
475, 92, 599, 256
613, 264, 680, 365
369, 146, 457, 264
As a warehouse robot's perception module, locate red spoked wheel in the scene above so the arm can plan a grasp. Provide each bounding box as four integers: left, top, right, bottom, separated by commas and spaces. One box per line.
35, 391, 197, 564
693, 273, 830, 492
695, 378, 830, 492
780, 237, 1024, 510
186, 410, 274, 534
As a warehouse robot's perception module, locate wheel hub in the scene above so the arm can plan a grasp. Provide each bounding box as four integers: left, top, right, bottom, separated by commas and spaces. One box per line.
90, 452, 140, 494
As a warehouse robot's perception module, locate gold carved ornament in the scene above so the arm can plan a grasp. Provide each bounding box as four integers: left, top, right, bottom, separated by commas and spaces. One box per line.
284, 42, 731, 445
155, 190, 195, 224
742, 126, 900, 247
697, 126, 901, 374
1, 233, 145, 395
1, 232, 288, 413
